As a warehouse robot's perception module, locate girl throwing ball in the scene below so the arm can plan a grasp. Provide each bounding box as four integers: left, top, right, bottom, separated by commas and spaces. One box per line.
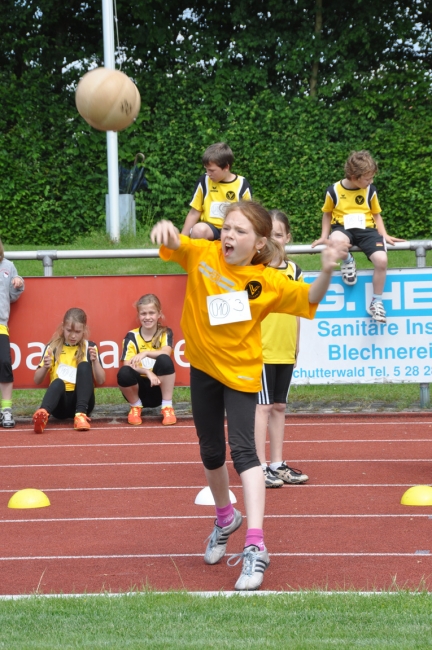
117, 294, 176, 426
32, 308, 105, 433
151, 200, 347, 591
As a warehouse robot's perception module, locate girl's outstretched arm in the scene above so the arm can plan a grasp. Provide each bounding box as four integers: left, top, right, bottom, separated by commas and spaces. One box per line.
151, 220, 181, 250
308, 238, 348, 304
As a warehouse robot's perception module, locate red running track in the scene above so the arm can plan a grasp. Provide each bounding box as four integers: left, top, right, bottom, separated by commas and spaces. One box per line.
1, 413, 432, 594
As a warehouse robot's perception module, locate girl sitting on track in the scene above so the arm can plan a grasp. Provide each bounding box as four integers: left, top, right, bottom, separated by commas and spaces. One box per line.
256, 209, 309, 488
117, 293, 176, 426
151, 200, 347, 591
32, 308, 105, 434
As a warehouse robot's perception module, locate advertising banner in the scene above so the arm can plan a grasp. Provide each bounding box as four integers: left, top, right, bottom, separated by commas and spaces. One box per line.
295, 268, 432, 384
8, 269, 432, 388
8, 275, 189, 388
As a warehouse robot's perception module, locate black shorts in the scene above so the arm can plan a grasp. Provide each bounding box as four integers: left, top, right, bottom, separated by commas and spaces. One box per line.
117, 354, 175, 408
0, 334, 13, 383
257, 363, 294, 405
330, 226, 386, 260
190, 366, 260, 475
206, 223, 221, 240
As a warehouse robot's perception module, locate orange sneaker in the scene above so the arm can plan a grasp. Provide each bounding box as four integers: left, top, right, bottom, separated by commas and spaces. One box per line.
74, 413, 91, 431
128, 406, 142, 426
161, 406, 176, 426
33, 408, 49, 434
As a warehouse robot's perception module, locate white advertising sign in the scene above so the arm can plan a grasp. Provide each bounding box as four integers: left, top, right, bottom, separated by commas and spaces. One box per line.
294, 268, 432, 384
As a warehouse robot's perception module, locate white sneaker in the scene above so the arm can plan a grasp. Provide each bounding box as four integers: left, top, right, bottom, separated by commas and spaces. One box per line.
341, 258, 357, 285
204, 509, 243, 565
228, 545, 270, 591
0, 409, 15, 428
272, 462, 308, 484
367, 299, 386, 323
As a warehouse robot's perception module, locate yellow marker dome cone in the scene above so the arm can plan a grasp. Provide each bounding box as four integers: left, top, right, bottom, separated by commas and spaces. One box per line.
401, 485, 432, 506
8, 489, 50, 509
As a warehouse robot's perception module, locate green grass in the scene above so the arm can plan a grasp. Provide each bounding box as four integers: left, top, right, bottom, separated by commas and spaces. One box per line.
0, 591, 431, 649
11, 382, 425, 417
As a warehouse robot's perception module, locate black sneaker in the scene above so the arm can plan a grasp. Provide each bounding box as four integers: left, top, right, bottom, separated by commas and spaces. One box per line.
263, 466, 283, 488
0, 409, 15, 428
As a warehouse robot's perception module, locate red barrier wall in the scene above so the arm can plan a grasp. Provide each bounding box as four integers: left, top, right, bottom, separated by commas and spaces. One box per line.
8, 276, 189, 388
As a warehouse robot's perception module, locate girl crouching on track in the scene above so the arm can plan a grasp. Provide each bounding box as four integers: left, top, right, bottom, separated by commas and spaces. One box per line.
32, 308, 105, 433
117, 293, 176, 426
151, 200, 347, 591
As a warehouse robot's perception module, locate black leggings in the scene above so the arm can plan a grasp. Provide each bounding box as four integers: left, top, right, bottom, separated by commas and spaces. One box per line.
117, 354, 175, 408
190, 366, 259, 475
41, 362, 95, 419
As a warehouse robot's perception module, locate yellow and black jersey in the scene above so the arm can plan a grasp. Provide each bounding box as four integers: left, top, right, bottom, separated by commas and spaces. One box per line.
190, 174, 252, 228
322, 181, 382, 229
159, 236, 316, 392
39, 340, 99, 392
261, 261, 303, 364
0, 325, 8, 336
121, 328, 173, 376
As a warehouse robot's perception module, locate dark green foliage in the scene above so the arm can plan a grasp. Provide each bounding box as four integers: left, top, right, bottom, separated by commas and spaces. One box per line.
0, 1, 431, 244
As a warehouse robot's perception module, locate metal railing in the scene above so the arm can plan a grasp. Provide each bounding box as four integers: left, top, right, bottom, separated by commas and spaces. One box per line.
4, 240, 431, 276
5, 239, 432, 407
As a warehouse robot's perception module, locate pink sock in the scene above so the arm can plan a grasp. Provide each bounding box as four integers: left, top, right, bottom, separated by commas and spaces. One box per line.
216, 503, 234, 528
245, 528, 265, 551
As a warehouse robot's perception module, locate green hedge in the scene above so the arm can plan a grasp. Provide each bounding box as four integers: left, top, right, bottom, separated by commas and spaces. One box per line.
0, 71, 431, 245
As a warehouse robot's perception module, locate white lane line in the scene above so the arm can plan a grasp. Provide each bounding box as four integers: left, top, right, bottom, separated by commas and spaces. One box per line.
1, 459, 431, 469
0, 514, 430, 523
0, 484, 421, 493
0, 552, 427, 561
7, 420, 432, 436
1, 439, 432, 451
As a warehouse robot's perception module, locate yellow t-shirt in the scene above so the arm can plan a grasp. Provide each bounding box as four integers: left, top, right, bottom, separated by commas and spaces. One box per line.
159, 236, 317, 392
190, 174, 252, 228
322, 181, 382, 229
39, 340, 97, 392
120, 327, 173, 376
0, 325, 8, 336
261, 261, 303, 364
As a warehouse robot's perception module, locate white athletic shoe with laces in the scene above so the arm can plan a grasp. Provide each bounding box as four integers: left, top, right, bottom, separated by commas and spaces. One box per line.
340, 257, 357, 285
367, 299, 387, 323
0, 408, 15, 428
228, 545, 270, 591
203, 509, 243, 565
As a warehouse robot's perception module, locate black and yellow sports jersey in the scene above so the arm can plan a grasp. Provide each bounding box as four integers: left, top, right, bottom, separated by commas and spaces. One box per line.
39, 340, 98, 392
190, 174, 252, 228
121, 327, 174, 375
322, 181, 382, 229
261, 261, 303, 364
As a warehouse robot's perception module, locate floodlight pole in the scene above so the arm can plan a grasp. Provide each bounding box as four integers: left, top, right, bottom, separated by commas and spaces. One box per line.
102, 0, 120, 242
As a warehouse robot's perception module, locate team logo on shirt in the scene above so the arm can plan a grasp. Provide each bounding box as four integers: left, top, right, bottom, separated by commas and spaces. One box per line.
246, 281, 262, 299
355, 196, 365, 205
226, 191, 235, 200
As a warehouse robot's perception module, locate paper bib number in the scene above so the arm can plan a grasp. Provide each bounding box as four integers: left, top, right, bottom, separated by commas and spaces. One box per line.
57, 363, 77, 384
207, 290, 252, 326
343, 213, 366, 230
209, 202, 228, 219
141, 357, 156, 369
